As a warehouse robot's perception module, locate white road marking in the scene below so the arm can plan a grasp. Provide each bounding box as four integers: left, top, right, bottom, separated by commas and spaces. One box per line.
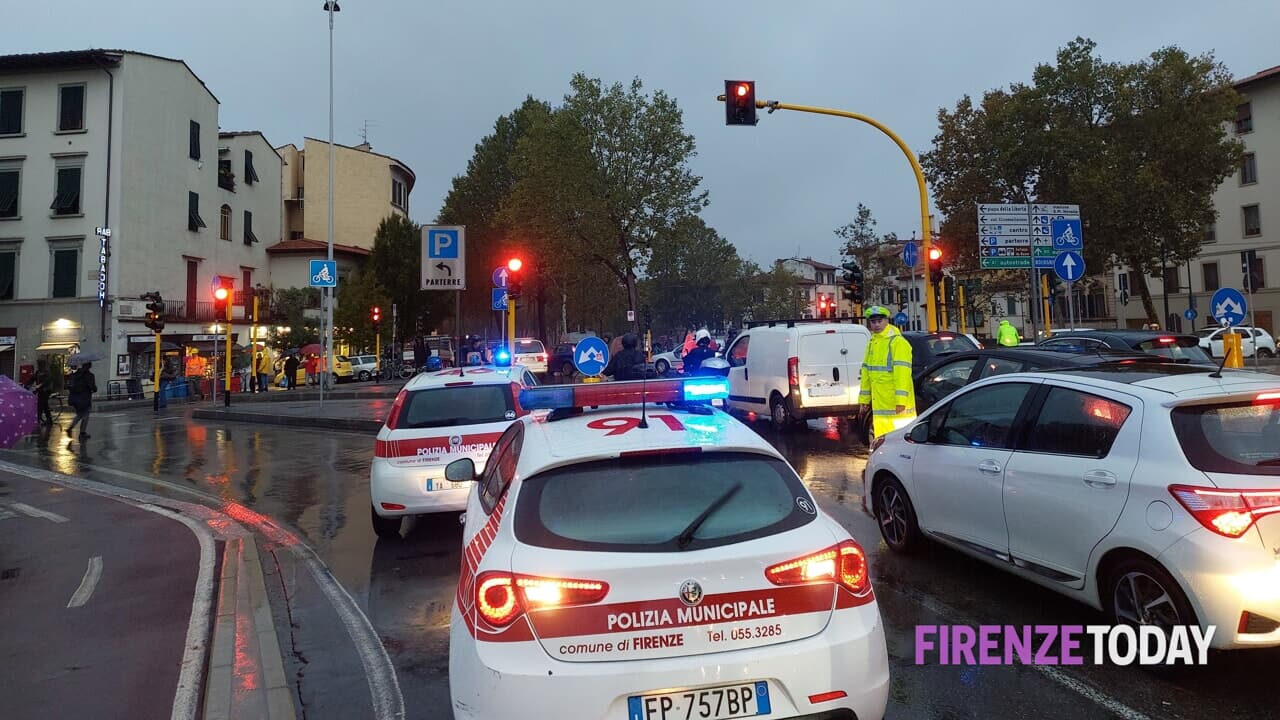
139, 503, 216, 720
10, 502, 70, 523
66, 556, 104, 608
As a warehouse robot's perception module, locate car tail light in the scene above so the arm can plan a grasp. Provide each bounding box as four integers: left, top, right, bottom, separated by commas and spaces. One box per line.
1256, 392, 1280, 403
384, 389, 408, 429
1169, 485, 1280, 538
474, 571, 610, 627
938, 335, 954, 341
509, 382, 527, 417
537, 354, 546, 362
1157, 337, 1176, 343
765, 540, 869, 595
788, 356, 799, 392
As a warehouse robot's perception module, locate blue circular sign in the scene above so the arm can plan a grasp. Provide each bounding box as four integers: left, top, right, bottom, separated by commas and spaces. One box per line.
1184, 307, 1198, 322
1053, 250, 1084, 283
491, 266, 509, 288
572, 336, 610, 376
1210, 287, 1247, 327
902, 242, 919, 268
893, 312, 909, 326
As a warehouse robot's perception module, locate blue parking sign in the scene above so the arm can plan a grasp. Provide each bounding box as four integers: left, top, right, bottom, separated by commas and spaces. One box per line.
426, 228, 460, 258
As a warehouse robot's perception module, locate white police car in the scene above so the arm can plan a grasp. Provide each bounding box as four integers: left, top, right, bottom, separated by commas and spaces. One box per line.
446, 377, 890, 720
369, 363, 539, 538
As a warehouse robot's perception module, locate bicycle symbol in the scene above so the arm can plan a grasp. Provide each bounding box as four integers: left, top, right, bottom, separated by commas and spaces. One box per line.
312, 265, 334, 284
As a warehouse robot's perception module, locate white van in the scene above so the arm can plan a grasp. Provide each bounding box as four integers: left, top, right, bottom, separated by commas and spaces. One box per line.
722, 320, 872, 429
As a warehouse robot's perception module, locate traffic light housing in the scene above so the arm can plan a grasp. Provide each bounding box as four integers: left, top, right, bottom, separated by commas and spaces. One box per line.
143, 292, 166, 333
841, 260, 865, 305
371, 305, 381, 331
506, 257, 524, 299
725, 81, 757, 126
212, 279, 231, 318
928, 247, 944, 284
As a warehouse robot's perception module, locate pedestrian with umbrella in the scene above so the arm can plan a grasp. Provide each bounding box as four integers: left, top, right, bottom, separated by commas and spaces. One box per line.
26, 358, 54, 426
0, 374, 39, 446
65, 361, 98, 440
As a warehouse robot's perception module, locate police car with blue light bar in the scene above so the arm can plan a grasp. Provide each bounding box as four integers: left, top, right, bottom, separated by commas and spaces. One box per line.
446, 376, 890, 720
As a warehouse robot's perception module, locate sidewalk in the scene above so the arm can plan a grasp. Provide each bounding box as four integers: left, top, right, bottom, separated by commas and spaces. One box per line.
97, 379, 406, 412
192, 398, 392, 433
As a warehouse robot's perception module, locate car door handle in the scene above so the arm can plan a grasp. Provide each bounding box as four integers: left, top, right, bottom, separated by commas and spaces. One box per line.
978, 460, 1002, 474
1084, 470, 1118, 488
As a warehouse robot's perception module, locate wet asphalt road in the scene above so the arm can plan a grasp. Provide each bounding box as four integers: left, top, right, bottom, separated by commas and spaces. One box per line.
3, 404, 1279, 720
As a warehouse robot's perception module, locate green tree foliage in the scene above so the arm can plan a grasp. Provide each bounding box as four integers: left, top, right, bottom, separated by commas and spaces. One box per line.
267, 288, 320, 349
333, 268, 390, 353
640, 216, 742, 333
505, 74, 708, 335
368, 214, 452, 337
834, 204, 903, 308
922, 38, 1243, 324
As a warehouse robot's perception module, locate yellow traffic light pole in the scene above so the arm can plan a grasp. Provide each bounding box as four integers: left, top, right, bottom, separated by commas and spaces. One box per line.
718, 95, 939, 331
224, 296, 232, 407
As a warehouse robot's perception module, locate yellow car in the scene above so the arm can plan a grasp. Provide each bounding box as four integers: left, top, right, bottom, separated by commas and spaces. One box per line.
333, 355, 353, 381
273, 367, 307, 387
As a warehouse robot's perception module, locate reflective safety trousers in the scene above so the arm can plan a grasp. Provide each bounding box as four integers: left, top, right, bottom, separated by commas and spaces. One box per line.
859, 327, 916, 437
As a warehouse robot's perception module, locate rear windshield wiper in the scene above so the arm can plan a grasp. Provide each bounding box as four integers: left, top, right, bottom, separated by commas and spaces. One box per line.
675, 483, 742, 549
1255, 458, 1280, 467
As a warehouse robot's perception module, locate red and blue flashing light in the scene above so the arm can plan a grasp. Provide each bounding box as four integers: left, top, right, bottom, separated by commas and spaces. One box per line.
519, 377, 729, 411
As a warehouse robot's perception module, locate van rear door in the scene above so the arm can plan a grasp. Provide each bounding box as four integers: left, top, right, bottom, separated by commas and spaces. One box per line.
796, 328, 855, 411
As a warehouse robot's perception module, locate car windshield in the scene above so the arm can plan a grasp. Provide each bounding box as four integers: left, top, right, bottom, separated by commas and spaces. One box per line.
1134, 339, 1212, 364
514, 340, 544, 354
399, 385, 513, 428
927, 334, 978, 355
1170, 399, 1280, 475
513, 452, 814, 552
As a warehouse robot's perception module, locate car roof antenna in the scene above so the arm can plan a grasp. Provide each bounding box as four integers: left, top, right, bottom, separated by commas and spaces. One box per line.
1208, 341, 1232, 379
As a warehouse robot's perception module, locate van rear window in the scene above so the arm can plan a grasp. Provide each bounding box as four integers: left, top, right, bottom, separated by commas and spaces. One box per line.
1170, 400, 1280, 476
515, 340, 544, 354
514, 453, 815, 552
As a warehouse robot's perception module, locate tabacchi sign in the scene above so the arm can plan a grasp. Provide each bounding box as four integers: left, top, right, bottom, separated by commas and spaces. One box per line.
97, 236, 109, 308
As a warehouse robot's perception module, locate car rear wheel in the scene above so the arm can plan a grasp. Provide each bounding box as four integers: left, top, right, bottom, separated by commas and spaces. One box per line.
875, 477, 921, 553
1258, 348, 1275, 359
560, 361, 574, 378
358, 370, 371, 381
371, 505, 402, 539
655, 359, 670, 375
769, 393, 802, 431
1103, 556, 1197, 631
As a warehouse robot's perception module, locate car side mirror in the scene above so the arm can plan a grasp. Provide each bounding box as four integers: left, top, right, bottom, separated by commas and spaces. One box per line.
907, 424, 929, 444
445, 458, 477, 482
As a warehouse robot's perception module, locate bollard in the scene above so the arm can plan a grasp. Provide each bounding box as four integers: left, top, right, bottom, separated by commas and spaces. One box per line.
1224, 331, 1245, 369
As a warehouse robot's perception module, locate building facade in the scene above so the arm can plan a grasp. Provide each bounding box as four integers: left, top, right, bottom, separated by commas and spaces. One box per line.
277, 138, 415, 251
0, 50, 282, 386
779, 257, 840, 318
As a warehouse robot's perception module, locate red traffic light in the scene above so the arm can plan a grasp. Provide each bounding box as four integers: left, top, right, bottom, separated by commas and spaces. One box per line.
506, 257, 523, 273
928, 247, 942, 261
213, 286, 229, 301
371, 306, 381, 321
735, 83, 749, 98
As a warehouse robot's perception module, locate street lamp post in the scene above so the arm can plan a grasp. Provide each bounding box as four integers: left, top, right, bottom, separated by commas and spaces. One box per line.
322, 1, 340, 407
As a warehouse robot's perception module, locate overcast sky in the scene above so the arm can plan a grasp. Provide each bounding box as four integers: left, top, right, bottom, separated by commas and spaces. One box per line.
7, 1, 1279, 266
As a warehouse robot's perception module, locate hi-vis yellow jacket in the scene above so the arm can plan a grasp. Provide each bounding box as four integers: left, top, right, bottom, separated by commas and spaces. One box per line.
859, 325, 917, 438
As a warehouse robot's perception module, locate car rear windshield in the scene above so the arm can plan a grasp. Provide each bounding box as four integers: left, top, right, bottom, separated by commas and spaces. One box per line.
399, 385, 513, 429
515, 340, 544, 354
1170, 400, 1280, 476
926, 334, 978, 355
514, 452, 815, 552
1134, 339, 1212, 364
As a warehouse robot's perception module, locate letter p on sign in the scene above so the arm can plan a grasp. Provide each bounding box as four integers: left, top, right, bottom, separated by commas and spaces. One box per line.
429, 229, 459, 259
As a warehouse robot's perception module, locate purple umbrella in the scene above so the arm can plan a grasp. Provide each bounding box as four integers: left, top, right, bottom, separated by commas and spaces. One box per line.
0, 374, 38, 448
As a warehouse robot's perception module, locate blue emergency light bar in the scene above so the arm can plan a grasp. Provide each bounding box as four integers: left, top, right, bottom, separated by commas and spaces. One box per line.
493, 347, 512, 366
519, 377, 729, 410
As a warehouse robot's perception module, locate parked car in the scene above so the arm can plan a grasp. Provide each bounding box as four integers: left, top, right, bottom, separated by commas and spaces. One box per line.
723, 320, 872, 430
1039, 329, 1214, 364
550, 342, 577, 378
866, 363, 1280, 649
511, 338, 548, 375
855, 347, 1168, 446
348, 354, 379, 381
901, 331, 980, 373
1196, 326, 1277, 359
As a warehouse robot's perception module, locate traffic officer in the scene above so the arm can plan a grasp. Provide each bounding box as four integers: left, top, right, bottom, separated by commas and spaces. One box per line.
859, 306, 916, 439
997, 319, 1022, 347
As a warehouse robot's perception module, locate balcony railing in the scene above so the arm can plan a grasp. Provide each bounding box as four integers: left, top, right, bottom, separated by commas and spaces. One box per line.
163, 299, 289, 324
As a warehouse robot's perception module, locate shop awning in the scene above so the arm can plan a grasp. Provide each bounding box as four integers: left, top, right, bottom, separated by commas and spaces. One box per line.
0, 345, 12, 352
35, 342, 79, 351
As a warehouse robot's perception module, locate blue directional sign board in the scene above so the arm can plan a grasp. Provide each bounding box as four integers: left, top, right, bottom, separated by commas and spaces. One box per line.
893, 311, 909, 326
1210, 288, 1247, 327
421, 225, 466, 289
492, 266, 509, 288
309, 259, 337, 288
1053, 250, 1084, 283
491, 288, 508, 311
1184, 307, 1198, 322
573, 336, 610, 376
901, 242, 918, 268
1051, 219, 1083, 250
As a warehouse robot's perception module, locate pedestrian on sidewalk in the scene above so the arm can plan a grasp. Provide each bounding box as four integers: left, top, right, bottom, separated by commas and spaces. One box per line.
284, 354, 300, 390
28, 359, 54, 426
65, 362, 97, 440
255, 349, 272, 393
304, 354, 317, 386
